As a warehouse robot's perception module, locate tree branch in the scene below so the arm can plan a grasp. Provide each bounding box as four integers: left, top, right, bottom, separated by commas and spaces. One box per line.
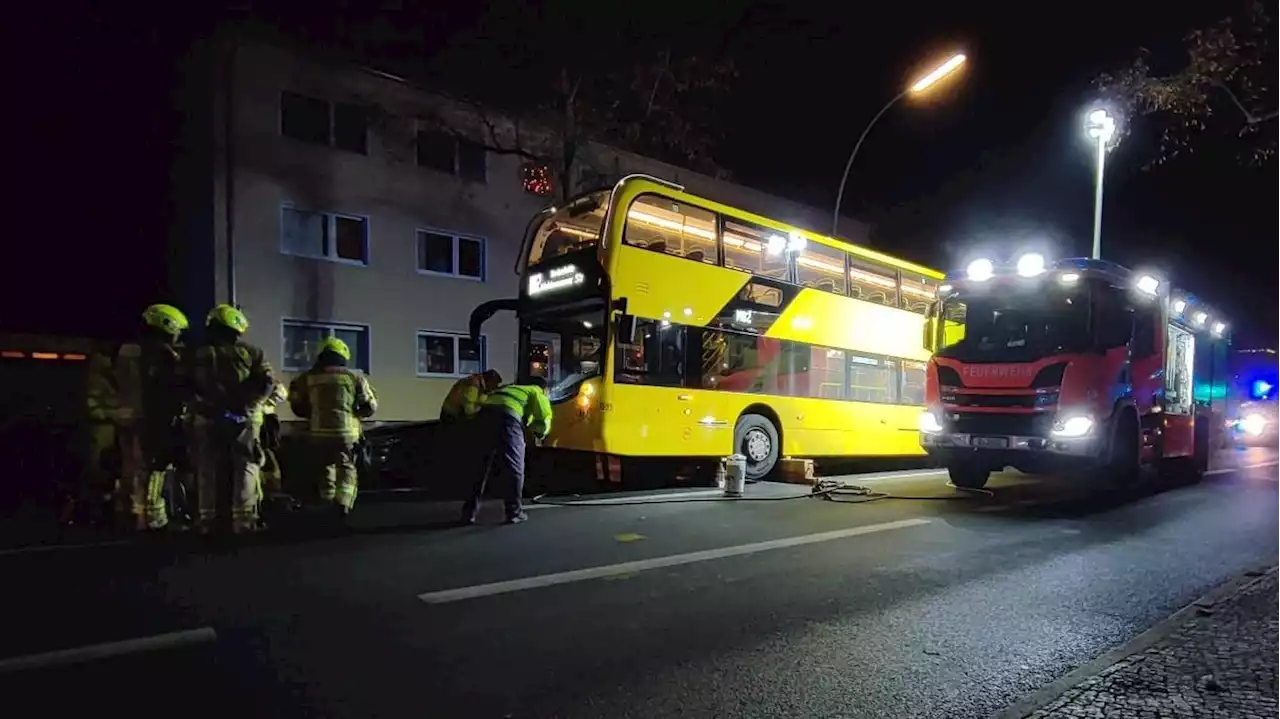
1213, 80, 1258, 123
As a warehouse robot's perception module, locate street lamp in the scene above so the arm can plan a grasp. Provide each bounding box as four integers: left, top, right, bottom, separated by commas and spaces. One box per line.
832, 53, 967, 238
1084, 108, 1117, 260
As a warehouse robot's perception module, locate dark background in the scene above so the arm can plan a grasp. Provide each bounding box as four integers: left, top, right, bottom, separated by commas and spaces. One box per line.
9, 2, 1275, 346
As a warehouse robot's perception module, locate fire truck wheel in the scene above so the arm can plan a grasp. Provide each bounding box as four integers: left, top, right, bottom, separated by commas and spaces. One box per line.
735, 413, 780, 481
947, 463, 990, 489
1105, 412, 1141, 487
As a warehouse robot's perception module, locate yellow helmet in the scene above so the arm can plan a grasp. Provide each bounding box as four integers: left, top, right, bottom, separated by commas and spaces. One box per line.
317, 337, 351, 361
141, 304, 189, 336
206, 304, 249, 334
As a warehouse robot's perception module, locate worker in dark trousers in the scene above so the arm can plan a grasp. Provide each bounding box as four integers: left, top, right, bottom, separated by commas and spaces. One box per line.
461, 378, 552, 525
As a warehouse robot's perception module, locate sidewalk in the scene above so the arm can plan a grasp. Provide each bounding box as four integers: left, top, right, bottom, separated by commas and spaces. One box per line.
1008, 568, 1278, 719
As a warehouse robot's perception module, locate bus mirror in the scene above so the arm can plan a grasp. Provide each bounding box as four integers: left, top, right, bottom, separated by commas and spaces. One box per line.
617, 313, 638, 344
922, 318, 937, 352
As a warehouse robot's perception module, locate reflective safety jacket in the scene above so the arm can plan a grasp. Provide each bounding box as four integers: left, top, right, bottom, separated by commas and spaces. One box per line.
441, 374, 487, 419
482, 384, 553, 438
288, 366, 377, 440
86, 340, 185, 425
188, 340, 274, 421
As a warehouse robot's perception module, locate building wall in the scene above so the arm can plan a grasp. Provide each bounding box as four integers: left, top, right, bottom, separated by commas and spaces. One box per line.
207, 39, 869, 422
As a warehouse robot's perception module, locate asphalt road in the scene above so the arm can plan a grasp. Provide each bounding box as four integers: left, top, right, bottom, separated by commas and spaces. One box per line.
1, 449, 1275, 719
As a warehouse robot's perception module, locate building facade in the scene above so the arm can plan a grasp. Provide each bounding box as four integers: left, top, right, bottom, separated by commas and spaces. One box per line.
177, 38, 869, 422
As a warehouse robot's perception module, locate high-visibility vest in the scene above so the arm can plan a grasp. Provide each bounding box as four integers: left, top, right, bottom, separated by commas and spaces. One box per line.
483, 384, 553, 438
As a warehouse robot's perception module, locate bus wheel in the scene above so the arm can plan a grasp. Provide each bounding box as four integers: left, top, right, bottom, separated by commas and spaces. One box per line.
947, 463, 990, 489
735, 414, 779, 482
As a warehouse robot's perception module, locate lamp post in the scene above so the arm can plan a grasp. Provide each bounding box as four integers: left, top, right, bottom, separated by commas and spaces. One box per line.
832, 53, 967, 239
1084, 108, 1116, 260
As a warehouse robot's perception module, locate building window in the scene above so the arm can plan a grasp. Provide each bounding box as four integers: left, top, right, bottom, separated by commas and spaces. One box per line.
417, 229, 485, 280
281, 207, 369, 265
417, 331, 486, 377
282, 321, 370, 373
416, 130, 487, 183
280, 91, 367, 155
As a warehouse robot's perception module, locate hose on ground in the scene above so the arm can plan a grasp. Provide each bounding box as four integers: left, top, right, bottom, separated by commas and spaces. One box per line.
530, 478, 993, 507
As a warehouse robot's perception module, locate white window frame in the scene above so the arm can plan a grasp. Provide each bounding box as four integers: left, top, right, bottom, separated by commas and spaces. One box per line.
416, 227, 486, 281
415, 329, 487, 379
281, 319, 372, 373
280, 204, 371, 266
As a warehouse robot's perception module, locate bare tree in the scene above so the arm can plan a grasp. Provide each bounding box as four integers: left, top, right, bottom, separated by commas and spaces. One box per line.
402, 47, 735, 203
1095, 1, 1276, 167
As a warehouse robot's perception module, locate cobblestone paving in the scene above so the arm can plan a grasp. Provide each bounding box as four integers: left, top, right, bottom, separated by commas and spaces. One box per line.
1027, 571, 1278, 718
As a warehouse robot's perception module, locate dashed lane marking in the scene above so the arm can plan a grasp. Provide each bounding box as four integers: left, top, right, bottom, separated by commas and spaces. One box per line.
418, 517, 932, 604
0, 627, 217, 674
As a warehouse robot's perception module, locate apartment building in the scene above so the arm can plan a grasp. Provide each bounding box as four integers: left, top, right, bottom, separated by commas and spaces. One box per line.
174, 37, 870, 422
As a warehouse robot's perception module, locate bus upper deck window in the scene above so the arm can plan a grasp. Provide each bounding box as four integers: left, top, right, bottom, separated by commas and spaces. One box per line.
848, 258, 899, 308
723, 219, 788, 280
796, 242, 847, 295
624, 195, 717, 264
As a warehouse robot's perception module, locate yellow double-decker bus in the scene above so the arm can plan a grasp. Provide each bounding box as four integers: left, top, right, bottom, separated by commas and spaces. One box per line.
471, 175, 944, 483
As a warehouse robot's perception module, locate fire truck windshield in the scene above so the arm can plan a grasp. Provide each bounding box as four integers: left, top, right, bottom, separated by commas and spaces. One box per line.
936, 285, 1091, 362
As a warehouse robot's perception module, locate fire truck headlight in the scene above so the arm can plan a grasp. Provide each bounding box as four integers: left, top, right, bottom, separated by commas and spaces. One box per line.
1016, 253, 1046, 277
1241, 413, 1267, 437
1052, 414, 1094, 438
918, 410, 945, 434
966, 258, 994, 282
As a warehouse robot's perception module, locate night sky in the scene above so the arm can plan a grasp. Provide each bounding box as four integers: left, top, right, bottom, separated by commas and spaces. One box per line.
12, 2, 1276, 346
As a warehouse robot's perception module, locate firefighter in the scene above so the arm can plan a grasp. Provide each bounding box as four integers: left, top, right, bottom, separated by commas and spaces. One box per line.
259, 381, 298, 517
440, 369, 503, 422
111, 304, 190, 531
461, 378, 552, 525
80, 349, 121, 526
287, 337, 377, 523
188, 304, 275, 534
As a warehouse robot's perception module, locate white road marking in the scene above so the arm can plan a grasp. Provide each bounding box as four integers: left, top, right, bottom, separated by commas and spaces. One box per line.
0, 627, 217, 674
418, 517, 932, 604
1205, 461, 1279, 476
0, 540, 131, 558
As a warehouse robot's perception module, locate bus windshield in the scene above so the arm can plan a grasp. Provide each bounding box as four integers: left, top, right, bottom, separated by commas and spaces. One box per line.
937, 284, 1091, 362
527, 191, 610, 266
523, 309, 606, 403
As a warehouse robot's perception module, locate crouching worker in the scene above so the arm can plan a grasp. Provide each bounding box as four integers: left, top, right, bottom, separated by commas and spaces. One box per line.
288, 338, 377, 525
461, 378, 551, 525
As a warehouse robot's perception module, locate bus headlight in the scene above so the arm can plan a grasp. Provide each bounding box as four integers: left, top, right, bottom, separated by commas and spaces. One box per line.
576, 381, 596, 413
918, 410, 944, 434
1052, 414, 1094, 438
1241, 413, 1267, 437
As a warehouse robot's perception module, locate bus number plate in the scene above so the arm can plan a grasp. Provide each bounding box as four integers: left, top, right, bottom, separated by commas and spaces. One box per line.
973, 436, 1009, 449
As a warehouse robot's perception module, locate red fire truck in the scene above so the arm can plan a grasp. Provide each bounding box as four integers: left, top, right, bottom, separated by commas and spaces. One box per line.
918, 255, 1228, 489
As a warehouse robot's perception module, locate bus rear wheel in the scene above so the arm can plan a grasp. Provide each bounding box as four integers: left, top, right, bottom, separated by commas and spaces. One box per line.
734, 414, 779, 482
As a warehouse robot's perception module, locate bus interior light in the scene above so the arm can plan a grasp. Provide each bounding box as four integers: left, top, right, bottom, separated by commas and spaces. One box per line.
1015, 253, 1046, 277
787, 231, 806, 252
966, 258, 994, 282
939, 284, 953, 294
766, 234, 787, 256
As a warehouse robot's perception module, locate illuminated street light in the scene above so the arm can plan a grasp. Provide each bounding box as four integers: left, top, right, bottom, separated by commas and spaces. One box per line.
832, 53, 968, 237
1084, 108, 1117, 260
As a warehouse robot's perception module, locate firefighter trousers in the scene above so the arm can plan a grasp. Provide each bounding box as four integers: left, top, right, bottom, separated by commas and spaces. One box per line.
313, 434, 359, 511
116, 423, 172, 530
190, 415, 263, 534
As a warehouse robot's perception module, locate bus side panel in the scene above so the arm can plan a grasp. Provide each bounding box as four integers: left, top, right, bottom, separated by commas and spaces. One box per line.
767, 289, 931, 362
603, 384, 730, 457
612, 246, 750, 327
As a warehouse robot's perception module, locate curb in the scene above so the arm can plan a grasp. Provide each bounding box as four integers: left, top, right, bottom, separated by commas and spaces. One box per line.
989, 564, 1279, 719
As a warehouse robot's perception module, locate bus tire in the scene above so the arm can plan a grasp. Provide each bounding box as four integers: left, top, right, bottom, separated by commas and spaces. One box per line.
734, 413, 780, 482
